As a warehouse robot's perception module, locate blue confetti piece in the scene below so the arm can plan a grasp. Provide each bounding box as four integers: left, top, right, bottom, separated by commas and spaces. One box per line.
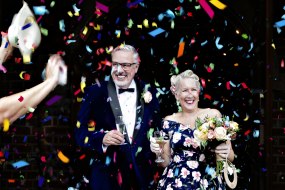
215, 37, 223, 49
33, 6, 48, 15
148, 28, 165, 37
105, 156, 111, 166
12, 160, 29, 169
86, 45, 93, 53
201, 40, 208, 46
174, 168, 179, 176
23, 135, 28, 143
253, 120, 261, 124
127, 0, 144, 8
59, 20, 65, 32
41, 116, 52, 123
22, 23, 32, 30
4, 41, 9, 48
38, 176, 45, 187
253, 130, 259, 138
274, 20, 285, 28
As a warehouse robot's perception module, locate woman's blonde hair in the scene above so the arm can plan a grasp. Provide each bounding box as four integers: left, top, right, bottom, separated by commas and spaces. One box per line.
170, 70, 201, 93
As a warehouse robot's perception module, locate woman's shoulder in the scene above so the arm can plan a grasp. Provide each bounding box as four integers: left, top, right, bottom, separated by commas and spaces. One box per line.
164, 112, 179, 121
199, 108, 222, 118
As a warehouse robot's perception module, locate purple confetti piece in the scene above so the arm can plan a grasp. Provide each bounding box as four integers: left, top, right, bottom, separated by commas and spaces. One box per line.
96, 1, 109, 13
45, 95, 62, 106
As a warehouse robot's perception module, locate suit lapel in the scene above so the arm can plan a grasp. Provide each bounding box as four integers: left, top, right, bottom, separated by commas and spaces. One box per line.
107, 79, 131, 144
132, 80, 145, 141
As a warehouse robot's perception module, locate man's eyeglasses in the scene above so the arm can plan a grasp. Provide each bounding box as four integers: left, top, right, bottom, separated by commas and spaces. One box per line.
112, 62, 136, 70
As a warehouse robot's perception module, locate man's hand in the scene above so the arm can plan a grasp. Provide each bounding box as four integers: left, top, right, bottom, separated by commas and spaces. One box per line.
103, 130, 125, 146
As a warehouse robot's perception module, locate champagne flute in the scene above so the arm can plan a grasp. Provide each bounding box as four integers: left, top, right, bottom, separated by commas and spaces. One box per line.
153, 131, 167, 163
116, 116, 127, 145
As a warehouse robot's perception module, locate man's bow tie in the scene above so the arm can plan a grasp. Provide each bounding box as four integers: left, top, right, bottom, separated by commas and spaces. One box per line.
118, 88, 135, 94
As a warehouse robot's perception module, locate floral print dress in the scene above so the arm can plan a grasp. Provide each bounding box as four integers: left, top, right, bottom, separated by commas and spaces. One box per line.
157, 120, 226, 190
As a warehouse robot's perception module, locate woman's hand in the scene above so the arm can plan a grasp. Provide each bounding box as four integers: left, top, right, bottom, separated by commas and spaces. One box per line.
45, 54, 67, 87
215, 141, 232, 159
150, 136, 161, 154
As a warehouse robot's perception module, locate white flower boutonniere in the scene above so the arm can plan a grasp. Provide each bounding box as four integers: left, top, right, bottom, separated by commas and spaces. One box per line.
143, 91, 152, 103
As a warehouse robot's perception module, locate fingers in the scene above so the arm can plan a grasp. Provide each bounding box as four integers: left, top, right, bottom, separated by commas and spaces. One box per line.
0, 32, 13, 64
45, 54, 67, 86
215, 142, 231, 159
150, 137, 160, 154
103, 130, 125, 146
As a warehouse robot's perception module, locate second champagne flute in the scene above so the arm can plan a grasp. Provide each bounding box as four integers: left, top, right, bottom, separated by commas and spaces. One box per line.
116, 116, 127, 145
153, 131, 167, 163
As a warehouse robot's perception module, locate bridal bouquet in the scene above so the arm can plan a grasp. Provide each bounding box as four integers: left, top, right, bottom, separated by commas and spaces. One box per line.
193, 116, 239, 148
193, 116, 239, 189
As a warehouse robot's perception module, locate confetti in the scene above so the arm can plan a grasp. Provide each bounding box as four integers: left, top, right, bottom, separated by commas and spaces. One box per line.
12, 160, 29, 169
57, 151, 70, 163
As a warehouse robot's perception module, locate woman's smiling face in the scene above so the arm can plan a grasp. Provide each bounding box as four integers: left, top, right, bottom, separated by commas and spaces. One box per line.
175, 78, 200, 111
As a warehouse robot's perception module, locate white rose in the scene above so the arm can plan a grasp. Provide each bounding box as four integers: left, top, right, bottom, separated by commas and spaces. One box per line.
143, 91, 152, 103
214, 127, 227, 141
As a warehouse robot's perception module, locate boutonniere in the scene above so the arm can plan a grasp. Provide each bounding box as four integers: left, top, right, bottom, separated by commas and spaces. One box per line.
142, 84, 152, 103
143, 91, 152, 103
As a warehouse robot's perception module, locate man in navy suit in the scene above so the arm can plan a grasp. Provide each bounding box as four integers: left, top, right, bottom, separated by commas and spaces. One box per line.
75, 44, 161, 190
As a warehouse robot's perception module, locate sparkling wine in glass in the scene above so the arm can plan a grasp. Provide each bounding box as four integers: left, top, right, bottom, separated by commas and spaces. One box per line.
116, 116, 127, 145
153, 131, 167, 163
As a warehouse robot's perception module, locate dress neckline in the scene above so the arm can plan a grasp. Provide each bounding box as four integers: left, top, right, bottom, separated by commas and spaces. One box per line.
164, 119, 196, 130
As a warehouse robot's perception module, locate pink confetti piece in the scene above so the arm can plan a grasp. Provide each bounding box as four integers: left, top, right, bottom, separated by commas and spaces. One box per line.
18, 96, 24, 102
0, 64, 7, 73
198, 0, 214, 19
226, 81, 231, 90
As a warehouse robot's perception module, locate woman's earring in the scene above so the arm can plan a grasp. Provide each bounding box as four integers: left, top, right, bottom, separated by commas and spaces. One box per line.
176, 100, 182, 112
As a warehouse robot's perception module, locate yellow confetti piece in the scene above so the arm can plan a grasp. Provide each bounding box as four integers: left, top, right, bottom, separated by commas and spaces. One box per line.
76, 121, 81, 128
152, 22, 157, 27
88, 127, 95, 132
74, 12, 80, 16
50, 1, 55, 7
3, 118, 10, 132
57, 151, 69, 163
67, 11, 73, 17
19, 71, 26, 79
170, 20, 175, 29
143, 19, 149, 28
84, 137, 89, 144
77, 97, 83, 102
82, 26, 88, 35
23, 55, 31, 63
137, 25, 142, 29
271, 43, 276, 49
243, 114, 249, 121
28, 107, 35, 113
80, 77, 86, 92
93, 24, 101, 31
209, 0, 227, 10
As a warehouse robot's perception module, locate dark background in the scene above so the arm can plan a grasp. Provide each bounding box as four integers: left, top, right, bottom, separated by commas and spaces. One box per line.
0, 0, 284, 189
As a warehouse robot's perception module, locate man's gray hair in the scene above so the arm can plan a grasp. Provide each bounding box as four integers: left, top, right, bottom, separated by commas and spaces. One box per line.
111, 44, 140, 64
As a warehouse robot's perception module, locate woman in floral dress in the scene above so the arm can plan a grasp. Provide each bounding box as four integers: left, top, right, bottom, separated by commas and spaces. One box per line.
150, 70, 235, 189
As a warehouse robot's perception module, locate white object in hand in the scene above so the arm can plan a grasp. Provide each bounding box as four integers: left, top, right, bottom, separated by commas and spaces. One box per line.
8, 1, 41, 63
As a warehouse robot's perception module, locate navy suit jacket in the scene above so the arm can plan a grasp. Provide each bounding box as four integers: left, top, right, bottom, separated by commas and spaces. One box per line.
75, 78, 161, 190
